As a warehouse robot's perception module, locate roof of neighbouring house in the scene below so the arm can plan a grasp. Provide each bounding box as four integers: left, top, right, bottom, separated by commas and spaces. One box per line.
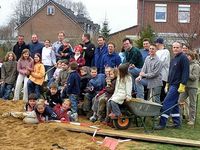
110, 25, 139, 36
16, 0, 99, 31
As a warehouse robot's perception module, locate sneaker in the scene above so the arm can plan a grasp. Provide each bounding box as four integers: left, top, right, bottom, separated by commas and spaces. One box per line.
89, 115, 97, 122
166, 124, 181, 129
2, 112, 11, 117
187, 121, 194, 126
71, 113, 78, 122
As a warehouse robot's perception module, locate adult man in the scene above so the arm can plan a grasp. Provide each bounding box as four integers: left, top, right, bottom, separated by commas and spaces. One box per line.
135, 44, 163, 103
82, 33, 96, 66
13, 35, 29, 61
155, 42, 189, 130
94, 36, 108, 73
155, 37, 170, 102
101, 42, 121, 72
28, 34, 44, 58
123, 38, 143, 91
52, 31, 65, 60
140, 38, 150, 61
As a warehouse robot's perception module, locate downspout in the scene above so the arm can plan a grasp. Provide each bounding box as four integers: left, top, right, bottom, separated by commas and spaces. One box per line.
141, 0, 145, 28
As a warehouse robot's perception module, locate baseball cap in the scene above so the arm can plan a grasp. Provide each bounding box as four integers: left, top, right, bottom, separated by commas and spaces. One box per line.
155, 37, 164, 44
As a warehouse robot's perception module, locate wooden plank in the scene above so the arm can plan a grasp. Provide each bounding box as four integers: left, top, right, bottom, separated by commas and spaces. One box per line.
57, 123, 200, 147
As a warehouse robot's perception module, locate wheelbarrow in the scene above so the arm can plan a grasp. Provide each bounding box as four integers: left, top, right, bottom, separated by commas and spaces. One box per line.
112, 98, 179, 132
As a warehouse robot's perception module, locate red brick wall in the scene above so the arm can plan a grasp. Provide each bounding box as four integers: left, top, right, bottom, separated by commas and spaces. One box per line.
18, 4, 84, 44
138, 0, 200, 33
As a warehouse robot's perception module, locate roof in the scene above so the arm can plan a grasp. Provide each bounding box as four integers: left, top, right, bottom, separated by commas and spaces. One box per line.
110, 25, 139, 36
16, 0, 99, 30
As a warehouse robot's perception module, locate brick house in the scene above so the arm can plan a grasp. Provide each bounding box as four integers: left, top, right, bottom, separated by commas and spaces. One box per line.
110, 0, 200, 50
16, 0, 100, 44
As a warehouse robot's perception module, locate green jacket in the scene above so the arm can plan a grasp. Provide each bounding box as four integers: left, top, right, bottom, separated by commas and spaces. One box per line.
1, 61, 17, 84
186, 60, 200, 88
125, 47, 144, 68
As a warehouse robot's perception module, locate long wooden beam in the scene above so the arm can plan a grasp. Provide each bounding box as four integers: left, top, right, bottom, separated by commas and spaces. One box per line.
57, 124, 200, 147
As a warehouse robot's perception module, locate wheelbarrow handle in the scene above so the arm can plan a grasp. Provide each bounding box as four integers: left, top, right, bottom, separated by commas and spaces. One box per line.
160, 103, 180, 115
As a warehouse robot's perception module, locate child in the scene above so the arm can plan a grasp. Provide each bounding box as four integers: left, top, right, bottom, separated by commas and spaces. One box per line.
69, 45, 85, 73
83, 67, 105, 117
57, 38, 73, 61
90, 68, 118, 122
42, 39, 56, 81
35, 99, 58, 122
24, 93, 38, 111
65, 62, 81, 121
45, 82, 62, 108
56, 60, 70, 91
80, 66, 91, 100
2, 93, 38, 124
53, 99, 71, 122
106, 63, 132, 120
13, 49, 34, 101
0, 51, 17, 100
27, 53, 45, 99
179, 51, 200, 125
47, 60, 62, 87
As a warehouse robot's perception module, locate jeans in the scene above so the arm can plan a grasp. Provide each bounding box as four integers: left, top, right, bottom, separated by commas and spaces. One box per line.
128, 67, 141, 91
135, 78, 162, 103
14, 74, 29, 101
69, 94, 78, 114
107, 100, 121, 117
27, 80, 41, 99
44, 65, 55, 82
47, 78, 56, 88
1, 83, 13, 100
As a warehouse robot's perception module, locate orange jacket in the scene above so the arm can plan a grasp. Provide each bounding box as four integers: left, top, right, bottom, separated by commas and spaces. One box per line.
29, 63, 45, 85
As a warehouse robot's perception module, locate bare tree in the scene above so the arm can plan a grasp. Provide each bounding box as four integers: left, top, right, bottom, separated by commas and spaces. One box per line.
171, 6, 200, 49
13, 0, 89, 26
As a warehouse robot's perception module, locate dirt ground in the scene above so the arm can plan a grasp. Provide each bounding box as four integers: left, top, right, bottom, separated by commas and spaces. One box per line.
0, 100, 136, 150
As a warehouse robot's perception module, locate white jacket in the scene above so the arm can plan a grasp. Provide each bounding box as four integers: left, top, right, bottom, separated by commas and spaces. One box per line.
156, 49, 170, 82
109, 75, 132, 104
42, 47, 56, 66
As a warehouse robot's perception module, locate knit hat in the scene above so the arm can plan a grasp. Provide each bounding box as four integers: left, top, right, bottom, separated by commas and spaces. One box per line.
74, 45, 83, 53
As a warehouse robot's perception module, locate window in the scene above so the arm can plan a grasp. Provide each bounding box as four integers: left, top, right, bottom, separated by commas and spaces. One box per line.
47, 6, 55, 15
155, 4, 167, 22
178, 5, 190, 23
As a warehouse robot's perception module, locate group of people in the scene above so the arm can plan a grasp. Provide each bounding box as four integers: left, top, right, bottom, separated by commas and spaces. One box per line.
1, 31, 200, 129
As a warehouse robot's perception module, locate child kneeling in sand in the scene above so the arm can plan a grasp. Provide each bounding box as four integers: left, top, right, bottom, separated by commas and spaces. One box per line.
2, 93, 38, 124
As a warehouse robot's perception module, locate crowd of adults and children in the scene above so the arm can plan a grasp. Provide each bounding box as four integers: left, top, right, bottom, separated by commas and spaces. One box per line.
1, 32, 200, 130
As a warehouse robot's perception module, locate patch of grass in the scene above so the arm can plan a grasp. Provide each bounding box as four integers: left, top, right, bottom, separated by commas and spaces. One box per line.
124, 93, 200, 149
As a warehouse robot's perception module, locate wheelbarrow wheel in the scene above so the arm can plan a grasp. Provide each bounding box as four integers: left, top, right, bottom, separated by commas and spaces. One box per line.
113, 116, 131, 130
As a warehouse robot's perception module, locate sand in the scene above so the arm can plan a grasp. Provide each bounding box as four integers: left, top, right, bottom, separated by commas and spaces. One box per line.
0, 100, 136, 150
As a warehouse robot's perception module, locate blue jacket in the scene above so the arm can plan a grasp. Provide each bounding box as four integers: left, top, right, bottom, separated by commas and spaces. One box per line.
101, 52, 121, 73
66, 70, 81, 95
168, 52, 189, 86
140, 48, 149, 61
94, 44, 108, 72
87, 74, 105, 91
35, 105, 58, 121
28, 41, 44, 58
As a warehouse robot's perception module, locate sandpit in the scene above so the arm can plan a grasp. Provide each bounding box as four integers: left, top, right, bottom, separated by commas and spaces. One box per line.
0, 100, 134, 150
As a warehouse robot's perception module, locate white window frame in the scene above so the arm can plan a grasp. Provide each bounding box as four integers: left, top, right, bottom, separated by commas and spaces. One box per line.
155, 4, 167, 22
178, 5, 190, 23
47, 5, 55, 15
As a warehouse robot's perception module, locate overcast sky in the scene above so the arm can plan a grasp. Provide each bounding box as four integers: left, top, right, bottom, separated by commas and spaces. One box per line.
0, 0, 137, 33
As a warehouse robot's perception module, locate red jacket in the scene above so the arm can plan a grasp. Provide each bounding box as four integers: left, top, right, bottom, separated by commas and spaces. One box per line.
70, 55, 85, 67
53, 104, 70, 122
